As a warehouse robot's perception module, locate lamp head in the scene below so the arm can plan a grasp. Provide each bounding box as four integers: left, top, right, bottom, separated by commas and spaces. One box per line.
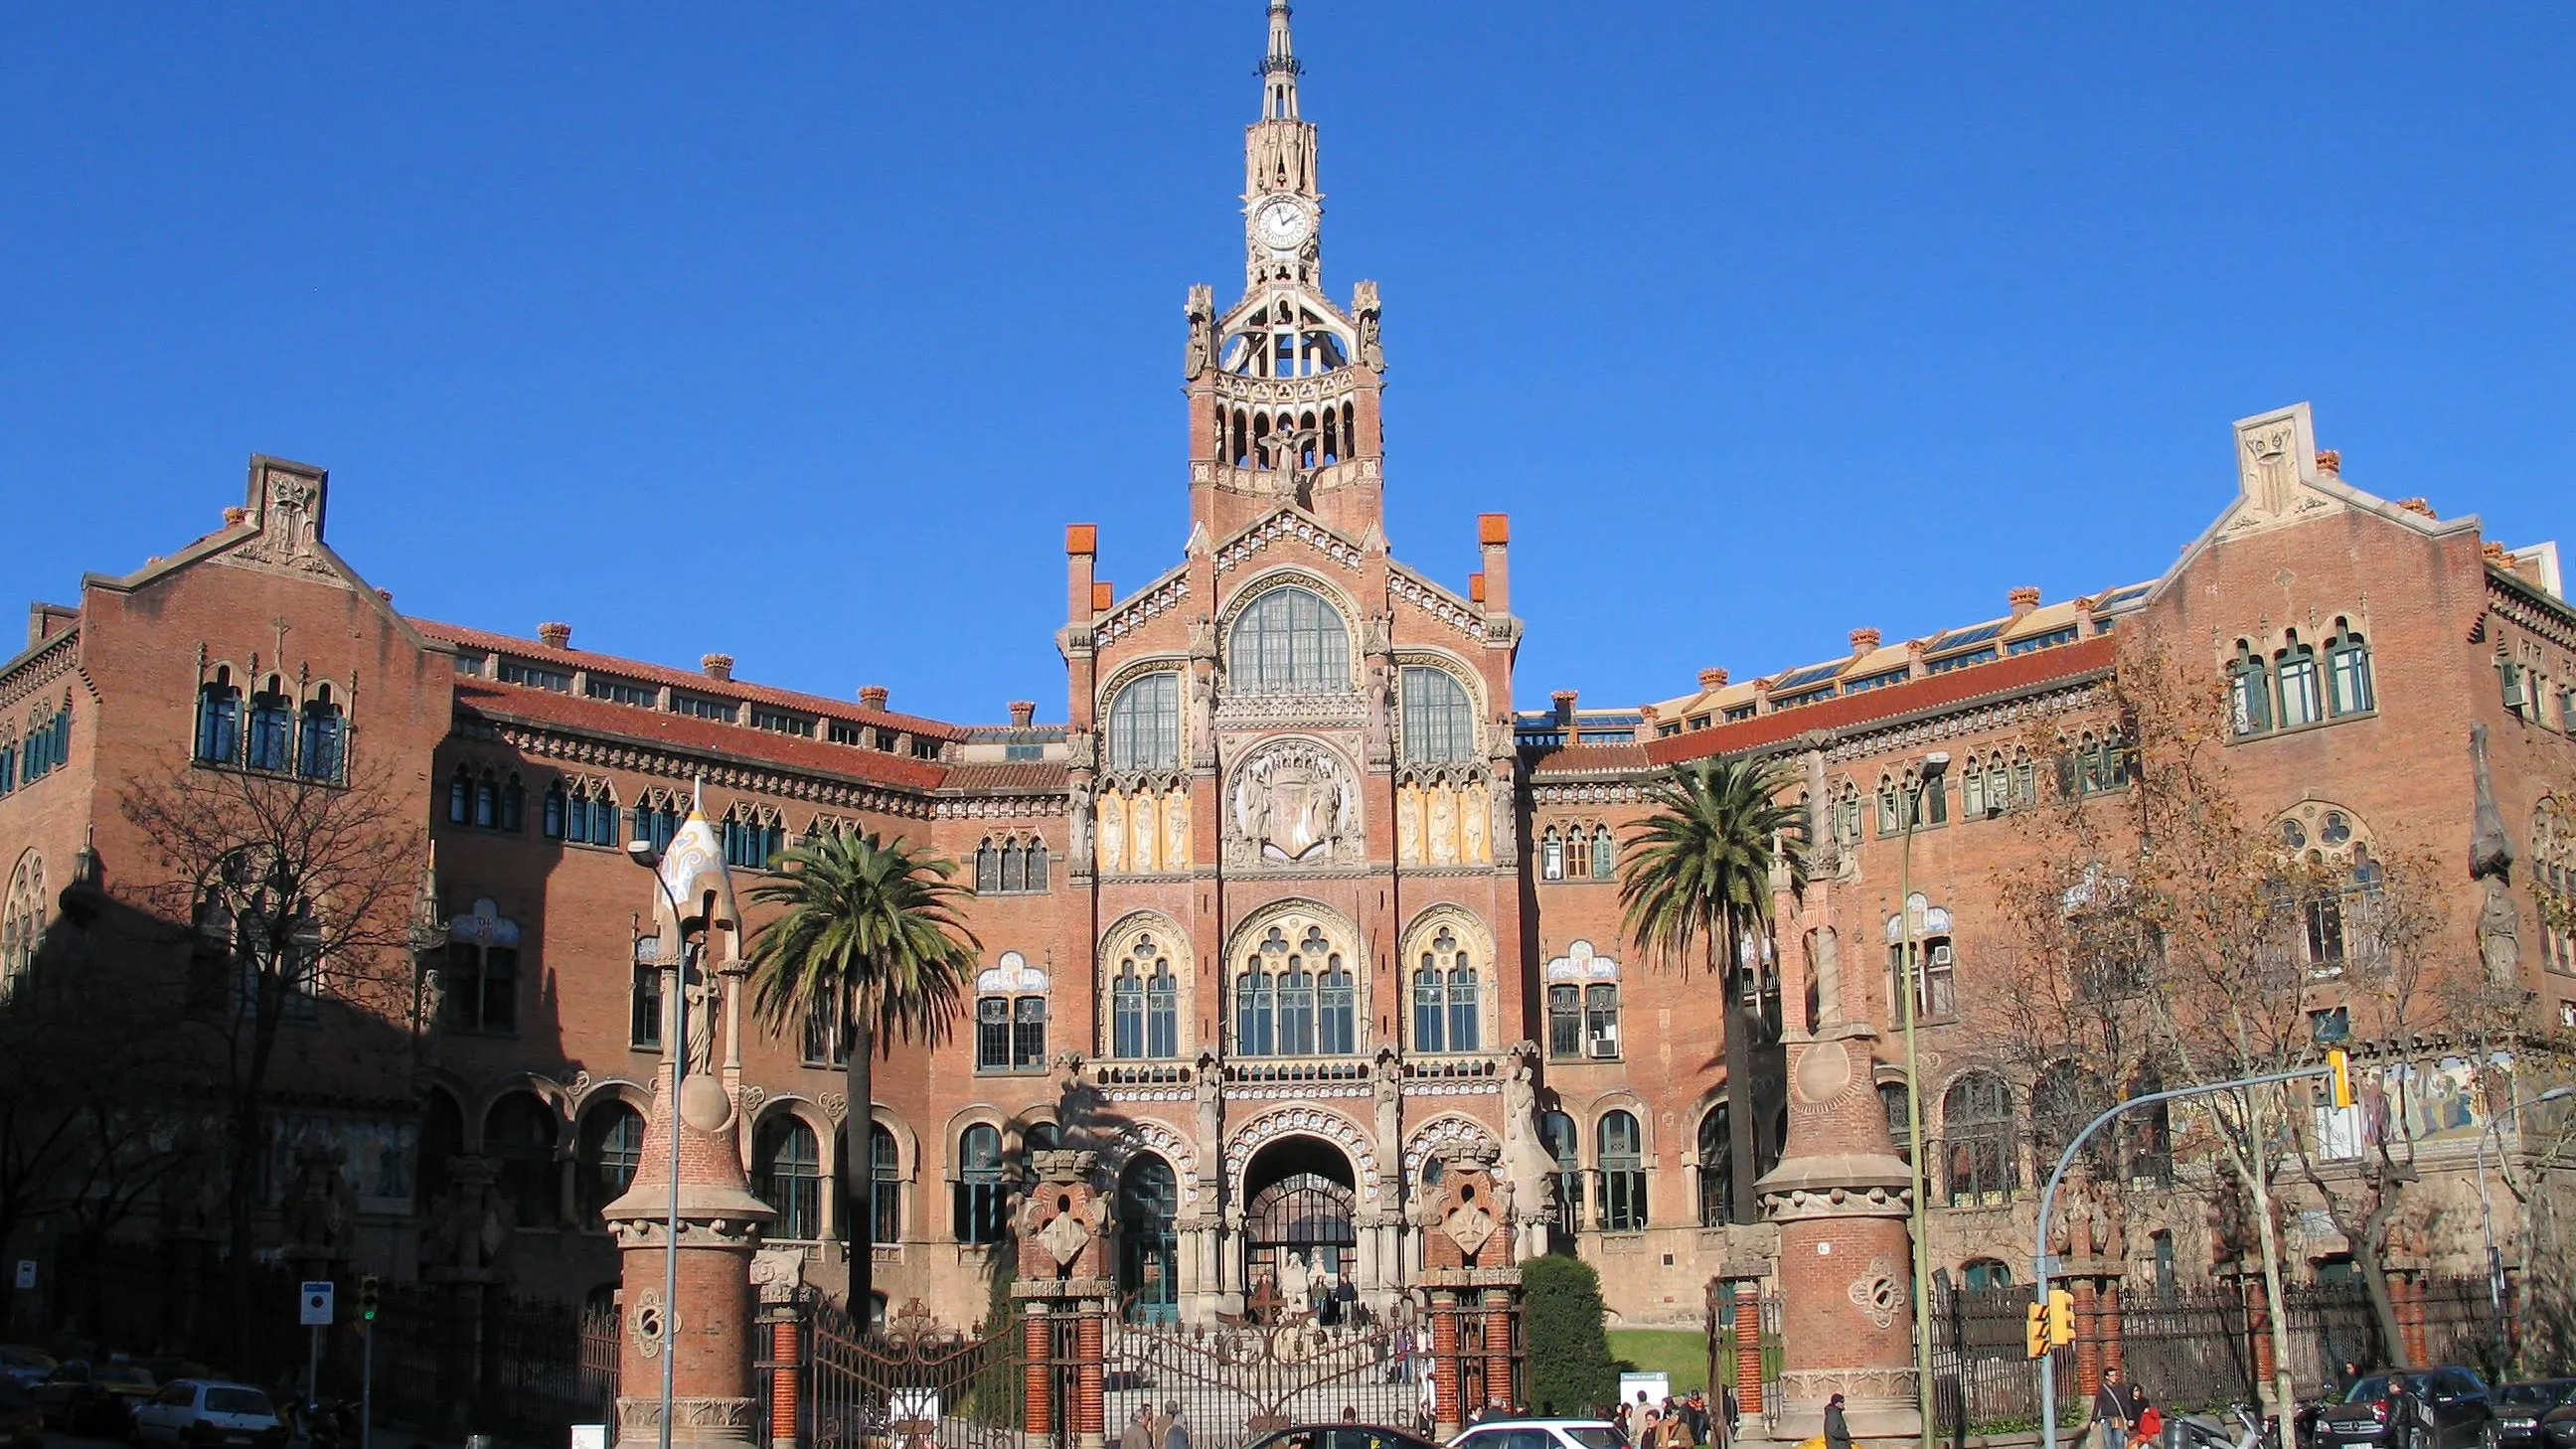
1919, 751, 1951, 781
625, 839, 661, 869
2540, 1086, 2576, 1105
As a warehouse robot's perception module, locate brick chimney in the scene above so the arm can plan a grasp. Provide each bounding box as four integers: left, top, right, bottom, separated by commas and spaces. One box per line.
1008, 700, 1037, 727
2008, 587, 2041, 619
1551, 689, 1578, 727
1850, 627, 1881, 656
223, 506, 248, 528
1635, 706, 1660, 745
2316, 450, 2341, 475
1697, 667, 1728, 691
537, 621, 572, 649
2395, 498, 2437, 520
859, 685, 890, 713
700, 653, 733, 682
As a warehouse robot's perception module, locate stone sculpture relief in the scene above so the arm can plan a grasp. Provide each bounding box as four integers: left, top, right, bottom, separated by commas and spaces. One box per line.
1227, 740, 1362, 867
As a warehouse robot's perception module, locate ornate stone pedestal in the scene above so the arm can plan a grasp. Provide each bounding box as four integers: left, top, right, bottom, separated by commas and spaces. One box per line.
1758, 1028, 1922, 1447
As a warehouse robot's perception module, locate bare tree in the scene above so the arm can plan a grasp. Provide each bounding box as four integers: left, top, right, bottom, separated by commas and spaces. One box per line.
1990, 625, 2465, 1407
118, 756, 428, 1342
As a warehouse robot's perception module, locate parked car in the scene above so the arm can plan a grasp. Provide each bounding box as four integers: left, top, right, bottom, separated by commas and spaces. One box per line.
2531, 1395, 2576, 1449
1448, 1420, 1631, 1449
129, 1380, 290, 1449
35, 1359, 160, 1435
2313, 1369, 2496, 1449
0, 1349, 54, 1393
2493, 1383, 2576, 1449
1250, 1425, 1444, 1449
0, 1378, 45, 1449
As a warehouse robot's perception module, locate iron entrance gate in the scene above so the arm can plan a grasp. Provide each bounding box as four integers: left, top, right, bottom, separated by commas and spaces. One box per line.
804, 1298, 1036, 1449
1104, 1294, 1433, 1448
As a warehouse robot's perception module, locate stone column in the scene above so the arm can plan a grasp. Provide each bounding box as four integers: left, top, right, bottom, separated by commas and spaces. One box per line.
1759, 1027, 1919, 1447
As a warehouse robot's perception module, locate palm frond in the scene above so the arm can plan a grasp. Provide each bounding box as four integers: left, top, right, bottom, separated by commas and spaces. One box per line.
742, 827, 981, 1047
1617, 756, 1808, 973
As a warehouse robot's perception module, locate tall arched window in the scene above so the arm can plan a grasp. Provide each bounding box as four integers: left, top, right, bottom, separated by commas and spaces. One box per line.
1941, 1072, 2018, 1207
1409, 926, 1480, 1054
756, 1117, 823, 1240
1695, 1105, 1732, 1226
0, 853, 46, 999
2277, 630, 2323, 727
2229, 641, 2274, 736
1877, 776, 1902, 835
486, 1093, 560, 1228
870, 1123, 901, 1244
1540, 828, 1565, 881
1565, 826, 1593, 880
1236, 920, 1352, 1057
297, 687, 346, 781
1590, 825, 1617, 881
1228, 586, 1351, 694
1399, 667, 1475, 764
953, 1124, 1007, 1245
578, 1102, 645, 1226
1539, 1111, 1582, 1237
2327, 619, 2375, 717
1111, 969, 1147, 1059
1106, 674, 1180, 771
246, 679, 293, 771
196, 668, 242, 764
1599, 1110, 1647, 1231
1879, 1081, 1914, 1163
2030, 1060, 2110, 1175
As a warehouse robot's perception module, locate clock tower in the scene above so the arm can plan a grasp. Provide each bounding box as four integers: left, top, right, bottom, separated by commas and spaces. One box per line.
1184, 0, 1389, 542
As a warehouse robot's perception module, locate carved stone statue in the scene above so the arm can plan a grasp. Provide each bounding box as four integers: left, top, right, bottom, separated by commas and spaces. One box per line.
1498, 1044, 1558, 1222
1068, 778, 1096, 867
1229, 741, 1362, 866
1184, 285, 1215, 380
1372, 1047, 1402, 1161
1460, 781, 1490, 867
683, 971, 718, 1076
1196, 1051, 1223, 1148
1099, 791, 1127, 875
2469, 723, 2522, 984
1428, 787, 1458, 865
1165, 785, 1190, 868
1353, 281, 1384, 373
1396, 783, 1423, 866
2480, 879, 2522, 985
1189, 666, 1215, 761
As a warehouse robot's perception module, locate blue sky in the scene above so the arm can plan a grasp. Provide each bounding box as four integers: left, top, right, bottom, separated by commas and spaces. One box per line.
2, 4, 2567, 723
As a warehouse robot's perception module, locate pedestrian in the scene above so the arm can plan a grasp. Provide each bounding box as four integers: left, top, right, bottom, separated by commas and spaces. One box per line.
2132, 1391, 2163, 1449
1685, 1392, 1709, 1449
1122, 1404, 1155, 1449
1343, 1407, 1361, 1425
1640, 1396, 1664, 1447
1614, 1401, 1633, 1440
1334, 1272, 1361, 1329
2095, 1367, 2139, 1449
1824, 1393, 1853, 1449
1163, 1402, 1192, 1449
2337, 1362, 2364, 1396
2386, 1375, 2427, 1449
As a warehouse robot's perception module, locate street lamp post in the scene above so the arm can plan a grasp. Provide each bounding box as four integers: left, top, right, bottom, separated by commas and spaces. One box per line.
2476, 1083, 2576, 1371
626, 840, 695, 1449
1899, 750, 1948, 1449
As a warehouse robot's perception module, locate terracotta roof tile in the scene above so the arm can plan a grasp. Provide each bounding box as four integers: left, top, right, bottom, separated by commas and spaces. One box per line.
940, 762, 1069, 794
413, 618, 967, 739
453, 680, 948, 791
1528, 742, 1652, 778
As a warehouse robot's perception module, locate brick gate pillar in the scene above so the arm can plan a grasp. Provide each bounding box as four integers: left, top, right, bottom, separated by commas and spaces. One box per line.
1726, 1269, 1766, 1423
2390, 1270, 2428, 1368
1429, 1291, 1463, 1438
1419, 1155, 1523, 1426
751, 1249, 805, 1449
1014, 1149, 1115, 1449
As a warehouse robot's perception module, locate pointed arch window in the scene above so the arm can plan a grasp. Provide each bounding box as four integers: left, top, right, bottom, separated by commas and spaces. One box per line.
2277, 630, 2323, 728
1540, 828, 1565, 881
1399, 666, 1476, 764
578, 1102, 645, 1226
722, 810, 784, 870
1228, 586, 1351, 694
976, 836, 1049, 895
1962, 755, 1986, 817
870, 1122, 902, 1244
196, 668, 242, 764
1590, 825, 1617, 881
297, 687, 346, 781
2230, 641, 2274, 736
487, 1093, 561, 1227
1941, 1071, 2017, 1207
246, 679, 293, 772
1538, 1110, 1582, 1237
1877, 776, 1902, 835
1106, 674, 1180, 771
2327, 619, 2375, 717
953, 1123, 1008, 1245
1836, 781, 1862, 844
1, 853, 46, 1000
633, 798, 681, 854
1565, 826, 1592, 879
1598, 1110, 1647, 1231
1410, 926, 1481, 1053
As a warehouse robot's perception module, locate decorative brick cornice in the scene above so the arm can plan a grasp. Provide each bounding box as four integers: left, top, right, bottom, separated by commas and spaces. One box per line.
929, 794, 1066, 820
1214, 513, 1366, 574
1823, 679, 2102, 767
2489, 572, 2576, 653
464, 719, 934, 819
0, 630, 81, 712
1530, 779, 1648, 806
1386, 565, 1484, 641
1097, 573, 1190, 645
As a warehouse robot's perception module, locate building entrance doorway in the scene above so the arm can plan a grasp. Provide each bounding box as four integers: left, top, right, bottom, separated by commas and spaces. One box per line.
1241, 1136, 1358, 1305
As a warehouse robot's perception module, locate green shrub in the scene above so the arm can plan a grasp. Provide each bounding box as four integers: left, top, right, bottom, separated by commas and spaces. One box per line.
1523, 1253, 1618, 1418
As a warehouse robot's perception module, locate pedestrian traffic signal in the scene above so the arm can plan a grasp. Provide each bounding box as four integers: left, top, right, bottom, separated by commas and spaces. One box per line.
2025, 1301, 2047, 1360
2327, 1047, 2353, 1111
359, 1275, 381, 1324
2046, 1288, 2075, 1349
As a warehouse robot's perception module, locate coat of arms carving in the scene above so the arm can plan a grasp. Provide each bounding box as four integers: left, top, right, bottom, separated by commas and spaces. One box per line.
1227, 740, 1361, 866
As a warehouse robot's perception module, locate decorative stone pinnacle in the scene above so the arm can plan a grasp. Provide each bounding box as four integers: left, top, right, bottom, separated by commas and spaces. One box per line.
1849, 627, 1881, 655
537, 621, 572, 649
701, 653, 733, 681
2317, 449, 2341, 474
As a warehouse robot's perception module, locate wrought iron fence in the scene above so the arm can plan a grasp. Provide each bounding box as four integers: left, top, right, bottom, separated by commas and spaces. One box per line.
803, 1294, 1029, 1449
1101, 1296, 1442, 1446
1926, 1283, 2078, 1442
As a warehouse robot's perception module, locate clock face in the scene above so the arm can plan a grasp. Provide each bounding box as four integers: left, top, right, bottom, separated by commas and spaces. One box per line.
1253, 198, 1312, 251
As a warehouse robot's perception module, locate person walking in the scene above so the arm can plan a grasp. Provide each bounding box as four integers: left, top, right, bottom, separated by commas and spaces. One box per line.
1824, 1393, 1853, 1449
2095, 1367, 2139, 1449
1121, 1405, 1155, 1449
1162, 1402, 1192, 1449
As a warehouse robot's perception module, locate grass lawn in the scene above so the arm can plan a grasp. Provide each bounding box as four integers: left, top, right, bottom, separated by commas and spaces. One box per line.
1607, 1329, 1707, 1394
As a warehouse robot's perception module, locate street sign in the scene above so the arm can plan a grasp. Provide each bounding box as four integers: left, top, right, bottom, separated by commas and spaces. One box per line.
12, 1259, 33, 1290
300, 1281, 336, 1326
2031, 1253, 2064, 1277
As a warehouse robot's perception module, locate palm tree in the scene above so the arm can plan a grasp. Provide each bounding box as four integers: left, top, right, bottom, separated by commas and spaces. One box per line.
745, 826, 979, 1325
1618, 756, 1808, 1224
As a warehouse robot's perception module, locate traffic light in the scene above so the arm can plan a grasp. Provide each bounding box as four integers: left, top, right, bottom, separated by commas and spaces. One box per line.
2047, 1288, 2076, 1349
2025, 1301, 2047, 1360
2328, 1047, 2353, 1111
359, 1275, 381, 1324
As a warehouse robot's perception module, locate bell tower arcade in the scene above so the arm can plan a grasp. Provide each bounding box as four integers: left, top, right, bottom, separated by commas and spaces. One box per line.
1183, 0, 1389, 542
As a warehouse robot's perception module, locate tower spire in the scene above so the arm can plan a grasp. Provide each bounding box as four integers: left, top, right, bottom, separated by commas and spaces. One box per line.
1262, 0, 1301, 121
